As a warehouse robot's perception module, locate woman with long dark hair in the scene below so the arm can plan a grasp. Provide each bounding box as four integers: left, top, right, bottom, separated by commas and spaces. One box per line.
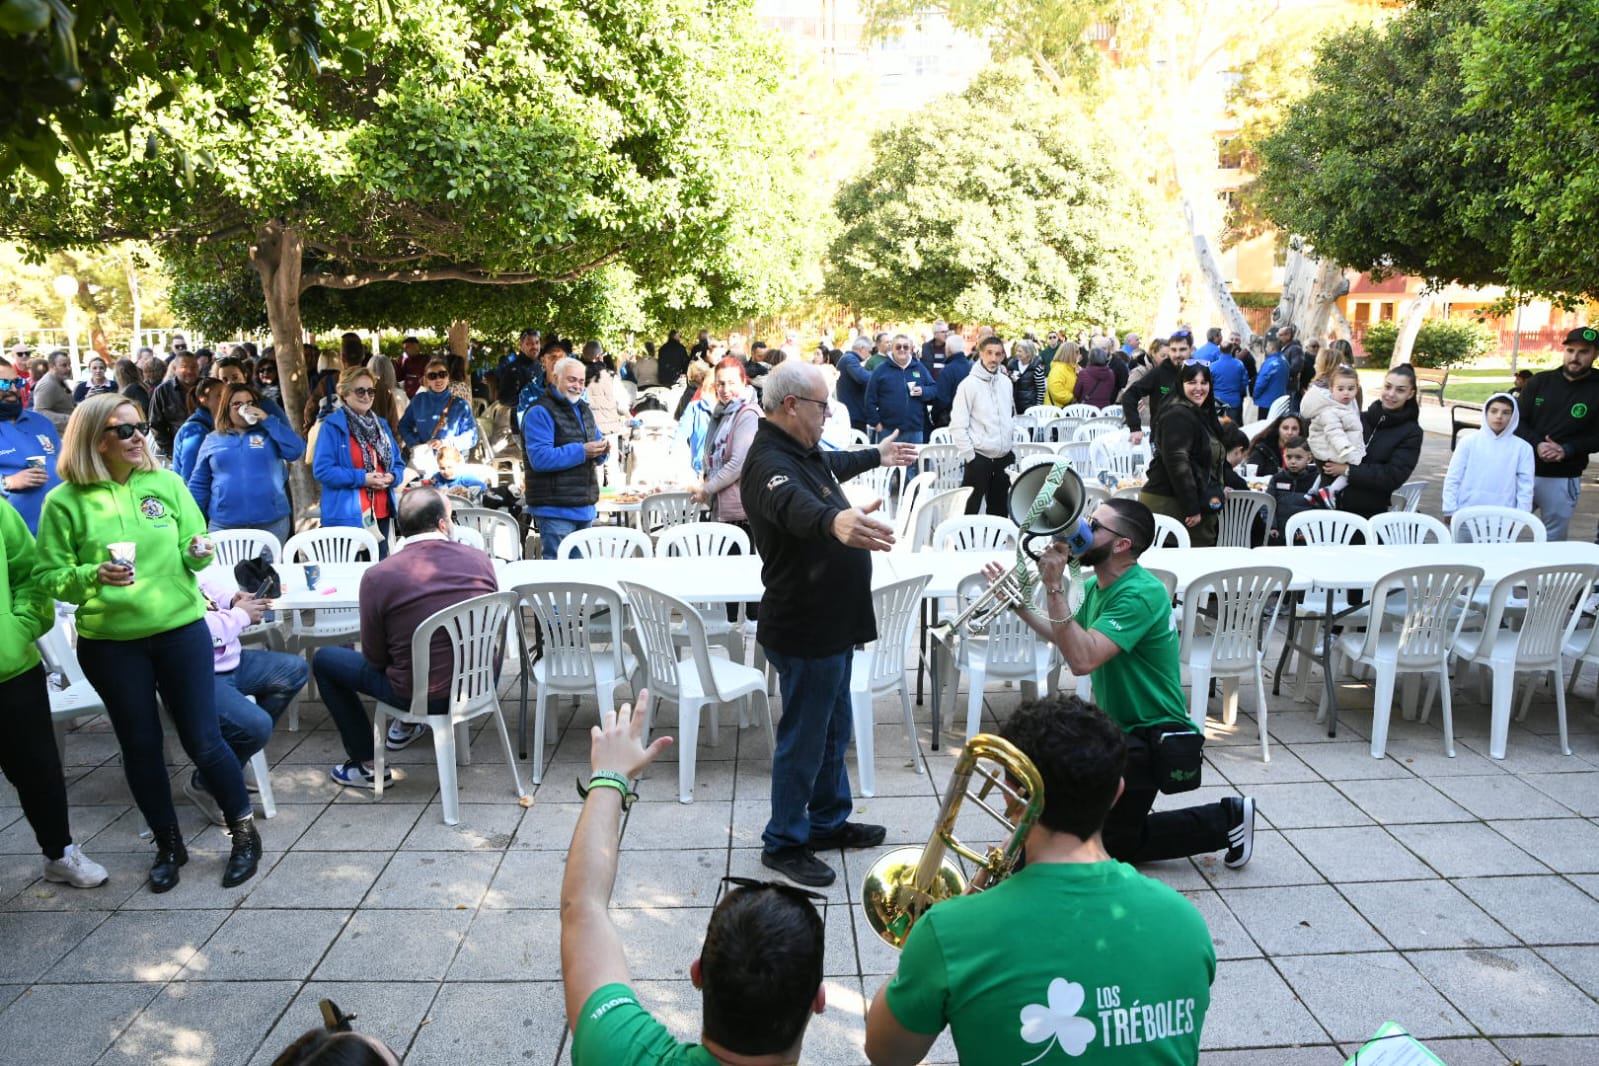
1139, 363, 1231, 547
1246, 412, 1307, 476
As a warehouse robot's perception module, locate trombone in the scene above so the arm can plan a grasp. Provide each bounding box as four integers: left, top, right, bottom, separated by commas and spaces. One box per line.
859, 733, 1045, 948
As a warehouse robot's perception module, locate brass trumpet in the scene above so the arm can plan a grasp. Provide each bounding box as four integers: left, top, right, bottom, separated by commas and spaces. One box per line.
859, 733, 1046, 948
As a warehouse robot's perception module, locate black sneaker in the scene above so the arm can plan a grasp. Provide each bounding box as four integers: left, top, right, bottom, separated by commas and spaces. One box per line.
761, 847, 837, 887
1224, 796, 1256, 869
810, 821, 888, 851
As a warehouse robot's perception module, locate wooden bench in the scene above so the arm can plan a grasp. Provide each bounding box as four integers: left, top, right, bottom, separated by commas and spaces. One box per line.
1413, 366, 1450, 405
1450, 402, 1482, 450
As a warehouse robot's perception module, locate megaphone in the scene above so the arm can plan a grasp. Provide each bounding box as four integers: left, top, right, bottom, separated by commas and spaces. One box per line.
1008, 461, 1093, 558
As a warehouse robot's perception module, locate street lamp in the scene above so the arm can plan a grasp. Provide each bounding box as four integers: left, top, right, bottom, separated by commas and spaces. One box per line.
52, 274, 79, 366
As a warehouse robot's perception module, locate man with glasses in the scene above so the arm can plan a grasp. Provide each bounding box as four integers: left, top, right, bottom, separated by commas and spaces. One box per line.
865, 334, 933, 445
741, 361, 919, 886
865, 695, 1215, 1066
1000, 498, 1256, 870
150, 350, 201, 458
562, 691, 828, 1065
1122, 330, 1193, 447
920, 320, 949, 379
0, 354, 63, 532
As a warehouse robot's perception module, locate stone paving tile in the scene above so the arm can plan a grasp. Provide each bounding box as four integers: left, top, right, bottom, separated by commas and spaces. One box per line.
0, 910, 110, 983
1535, 945, 1599, 1000
1486, 817, 1599, 873
239, 849, 388, 910
445, 908, 562, 980
1224, 885, 1390, 956
1281, 826, 1435, 882
609, 906, 715, 981
1181, 890, 1261, 959
1453, 875, 1599, 945
1338, 880, 1518, 951
1493, 1036, 1599, 1063
482, 848, 566, 909
1204, 743, 1321, 785
1336, 776, 1478, 824
98, 979, 299, 1066
0, 982, 159, 1064
611, 847, 726, 909
315, 908, 473, 981
177, 908, 350, 980
1387, 822, 1551, 878
1245, 781, 1374, 829
1199, 957, 1330, 1050
1196, 830, 1323, 889
407, 981, 568, 1066
1199, 1049, 1348, 1065
1429, 774, 1578, 821
246, 981, 440, 1066
1290, 741, 1416, 781
1520, 770, 1599, 816
362, 850, 501, 909
1407, 948, 1599, 1036
1273, 952, 1472, 1041
41, 909, 229, 983
295, 800, 428, 851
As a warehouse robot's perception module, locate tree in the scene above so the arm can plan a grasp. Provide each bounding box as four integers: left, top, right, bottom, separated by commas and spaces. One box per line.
826, 64, 1158, 334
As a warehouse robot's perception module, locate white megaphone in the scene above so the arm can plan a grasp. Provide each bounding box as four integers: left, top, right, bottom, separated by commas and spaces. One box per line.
1007, 462, 1093, 559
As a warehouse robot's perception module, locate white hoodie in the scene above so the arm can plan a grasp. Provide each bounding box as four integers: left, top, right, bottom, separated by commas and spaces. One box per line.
1442, 391, 1534, 513
950, 360, 1016, 460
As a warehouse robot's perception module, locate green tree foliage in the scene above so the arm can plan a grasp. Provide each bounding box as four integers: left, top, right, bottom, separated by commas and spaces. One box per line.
1461, 0, 1599, 299
1358, 317, 1494, 369
826, 65, 1158, 334
0, 0, 343, 184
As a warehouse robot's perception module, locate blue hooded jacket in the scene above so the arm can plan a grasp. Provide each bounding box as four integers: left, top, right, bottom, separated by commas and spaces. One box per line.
171, 408, 214, 481
312, 408, 406, 529
398, 388, 477, 452
187, 414, 306, 527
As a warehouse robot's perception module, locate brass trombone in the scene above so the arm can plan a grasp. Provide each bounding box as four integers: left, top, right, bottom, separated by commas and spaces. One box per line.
859, 733, 1046, 948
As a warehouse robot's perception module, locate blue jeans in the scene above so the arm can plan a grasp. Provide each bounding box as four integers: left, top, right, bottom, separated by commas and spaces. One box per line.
79, 620, 251, 827
762, 648, 855, 853
535, 515, 589, 560
214, 649, 308, 762
312, 646, 445, 763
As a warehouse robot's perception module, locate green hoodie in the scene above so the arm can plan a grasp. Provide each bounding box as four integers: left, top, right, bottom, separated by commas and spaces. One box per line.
1, 503, 52, 682
33, 468, 210, 641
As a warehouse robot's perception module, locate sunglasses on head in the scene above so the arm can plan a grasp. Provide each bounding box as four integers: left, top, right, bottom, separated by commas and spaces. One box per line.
425, 371, 449, 380
103, 422, 150, 440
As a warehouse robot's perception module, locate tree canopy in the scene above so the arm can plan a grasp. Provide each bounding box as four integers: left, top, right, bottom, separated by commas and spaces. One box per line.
827, 65, 1158, 334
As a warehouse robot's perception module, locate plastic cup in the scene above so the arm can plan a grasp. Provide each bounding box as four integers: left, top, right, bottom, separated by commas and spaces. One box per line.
25, 456, 45, 469
304, 564, 321, 591
1244, 464, 1259, 479
107, 541, 136, 582
241, 406, 261, 426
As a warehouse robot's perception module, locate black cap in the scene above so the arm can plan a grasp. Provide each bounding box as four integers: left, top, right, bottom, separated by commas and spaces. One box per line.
1564, 327, 1598, 346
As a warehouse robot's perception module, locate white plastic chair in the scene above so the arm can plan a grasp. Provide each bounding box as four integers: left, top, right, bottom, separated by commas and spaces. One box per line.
513, 582, 640, 784
843, 463, 902, 519
927, 427, 953, 446
1217, 490, 1274, 549
1022, 404, 1057, 423
941, 573, 1058, 741
656, 522, 754, 662
1451, 506, 1546, 544
850, 575, 930, 796
917, 444, 964, 494
1059, 403, 1102, 421
933, 515, 1019, 553
559, 525, 653, 559
211, 529, 282, 568
281, 527, 382, 726
1371, 512, 1450, 546
1279, 511, 1374, 701
452, 506, 522, 563
908, 487, 975, 552
1053, 440, 1095, 476
1150, 514, 1191, 549
892, 471, 938, 546
1320, 565, 1483, 759
1009, 443, 1055, 470
1180, 566, 1291, 761
1451, 564, 1598, 759
1072, 421, 1122, 445
847, 429, 870, 447
639, 491, 701, 534
371, 591, 527, 825
1036, 417, 1080, 444
1391, 480, 1426, 512
1562, 617, 1599, 714
1096, 442, 1148, 484
618, 581, 772, 802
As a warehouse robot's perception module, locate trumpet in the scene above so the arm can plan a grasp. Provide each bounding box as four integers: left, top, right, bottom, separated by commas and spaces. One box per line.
934, 461, 1091, 639
860, 733, 1046, 948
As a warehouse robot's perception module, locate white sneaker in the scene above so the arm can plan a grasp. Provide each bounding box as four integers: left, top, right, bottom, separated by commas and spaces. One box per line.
42, 844, 109, 889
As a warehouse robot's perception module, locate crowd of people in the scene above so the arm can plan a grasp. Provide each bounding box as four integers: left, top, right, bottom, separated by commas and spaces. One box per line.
2, 313, 1598, 1064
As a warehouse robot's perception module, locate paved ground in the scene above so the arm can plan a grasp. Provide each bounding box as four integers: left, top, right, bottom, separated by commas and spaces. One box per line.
4, 420, 1599, 1065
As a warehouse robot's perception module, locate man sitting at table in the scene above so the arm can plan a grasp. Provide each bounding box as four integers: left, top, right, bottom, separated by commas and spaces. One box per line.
998, 497, 1257, 869
312, 487, 499, 786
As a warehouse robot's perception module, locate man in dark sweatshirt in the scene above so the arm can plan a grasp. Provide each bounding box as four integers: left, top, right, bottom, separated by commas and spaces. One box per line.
1516, 327, 1599, 540
1122, 329, 1193, 446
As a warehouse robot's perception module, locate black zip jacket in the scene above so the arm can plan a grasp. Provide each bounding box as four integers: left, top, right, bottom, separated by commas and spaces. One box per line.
1515, 368, 1599, 477
1144, 396, 1221, 517
740, 420, 882, 657
1340, 400, 1422, 518
1120, 359, 1181, 433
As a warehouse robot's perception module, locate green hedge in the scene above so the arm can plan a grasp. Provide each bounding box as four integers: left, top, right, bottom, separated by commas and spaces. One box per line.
1359, 318, 1494, 369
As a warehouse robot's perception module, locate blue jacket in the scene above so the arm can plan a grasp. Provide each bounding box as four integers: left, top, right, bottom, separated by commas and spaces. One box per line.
865, 358, 934, 435
1210, 353, 1249, 410
1252, 353, 1288, 412
933, 353, 972, 416
523, 393, 600, 520
0, 409, 63, 533
835, 352, 871, 424
671, 397, 713, 475
312, 408, 406, 529
398, 388, 477, 452
187, 415, 306, 527
171, 408, 214, 481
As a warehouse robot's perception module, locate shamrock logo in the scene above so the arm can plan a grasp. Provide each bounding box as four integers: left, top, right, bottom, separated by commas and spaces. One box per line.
1019, 978, 1096, 1062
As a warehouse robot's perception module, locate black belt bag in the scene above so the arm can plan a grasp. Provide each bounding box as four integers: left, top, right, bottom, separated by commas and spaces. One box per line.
1140, 723, 1205, 794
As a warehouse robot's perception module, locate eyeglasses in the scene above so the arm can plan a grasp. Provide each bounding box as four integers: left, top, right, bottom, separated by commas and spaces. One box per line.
425, 371, 449, 381
893, 345, 911, 351
788, 395, 829, 412
347, 387, 377, 399
1088, 515, 1129, 541
102, 422, 150, 440
171, 344, 188, 351
228, 400, 256, 408
0, 378, 22, 391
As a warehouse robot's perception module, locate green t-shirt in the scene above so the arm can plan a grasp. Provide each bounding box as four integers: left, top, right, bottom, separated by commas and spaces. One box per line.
1076, 563, 1191, 733
571, 983, 719, 1066
884, 862, 1215, 1065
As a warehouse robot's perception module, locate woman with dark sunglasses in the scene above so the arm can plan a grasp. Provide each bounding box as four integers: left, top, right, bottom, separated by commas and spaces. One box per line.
33, 393, 263, 893
397, 357, 476, 472
311, 367, 405, 557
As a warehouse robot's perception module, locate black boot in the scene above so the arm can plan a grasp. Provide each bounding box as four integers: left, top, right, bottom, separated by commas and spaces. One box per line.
222, 813, 262, 888
149, 825, 188, 894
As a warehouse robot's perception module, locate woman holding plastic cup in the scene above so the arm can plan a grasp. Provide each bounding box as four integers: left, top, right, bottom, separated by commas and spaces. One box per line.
33, 393, 262, 894
312, 367, 405, 557
188, 381, 306, 546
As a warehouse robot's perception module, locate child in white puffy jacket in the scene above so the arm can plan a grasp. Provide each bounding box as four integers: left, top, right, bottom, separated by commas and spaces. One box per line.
1298, 364, 1365, 507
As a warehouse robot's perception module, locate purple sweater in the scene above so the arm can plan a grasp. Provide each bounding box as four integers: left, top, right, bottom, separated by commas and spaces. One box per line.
357, 538, 499, 700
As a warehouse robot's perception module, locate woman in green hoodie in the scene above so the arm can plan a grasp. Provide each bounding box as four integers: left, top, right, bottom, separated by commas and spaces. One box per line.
33, 393, 263, 893
0, 502, 109, 889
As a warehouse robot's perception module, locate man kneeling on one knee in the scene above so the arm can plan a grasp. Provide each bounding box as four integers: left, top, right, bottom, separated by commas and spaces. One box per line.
186, 568, 311, 824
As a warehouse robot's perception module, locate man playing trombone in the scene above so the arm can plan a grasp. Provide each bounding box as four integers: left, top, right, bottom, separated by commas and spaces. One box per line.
1003, 498, 1257, 869
865, 696, 1215, 1064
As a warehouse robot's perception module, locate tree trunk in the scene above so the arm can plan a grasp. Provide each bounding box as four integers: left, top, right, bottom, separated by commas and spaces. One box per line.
124, 251, 142, 348
1392, 285, 1439, 367
1328, 303, 1353, 342
1273, 237, 1350, 343
1179, 193, 1253, 343
249, 221, 317, 527
448, 321, 469, 359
